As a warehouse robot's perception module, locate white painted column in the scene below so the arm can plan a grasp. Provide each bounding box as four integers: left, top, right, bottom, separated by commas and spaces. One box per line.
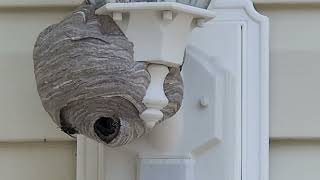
140, 64, 170, 129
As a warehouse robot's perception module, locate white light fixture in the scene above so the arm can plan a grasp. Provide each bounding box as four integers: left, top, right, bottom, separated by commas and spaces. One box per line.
77, 1, 269, 180
96, 2, 215, 128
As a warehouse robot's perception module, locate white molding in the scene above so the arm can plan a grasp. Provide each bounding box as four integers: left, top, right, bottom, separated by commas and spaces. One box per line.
211, 1, 269, 180
76, 136, 100, 180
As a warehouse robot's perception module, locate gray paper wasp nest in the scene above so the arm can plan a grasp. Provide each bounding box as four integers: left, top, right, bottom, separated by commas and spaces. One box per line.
33, 3, 183, 147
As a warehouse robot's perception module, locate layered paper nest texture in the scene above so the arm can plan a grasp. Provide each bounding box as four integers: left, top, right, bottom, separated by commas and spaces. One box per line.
33, 4, 183, 147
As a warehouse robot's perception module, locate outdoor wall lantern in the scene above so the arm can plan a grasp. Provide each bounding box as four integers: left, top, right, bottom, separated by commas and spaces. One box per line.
34, 0, 269, 180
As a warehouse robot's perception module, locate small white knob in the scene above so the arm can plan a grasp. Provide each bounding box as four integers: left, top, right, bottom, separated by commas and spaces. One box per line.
199, 96, 209, 108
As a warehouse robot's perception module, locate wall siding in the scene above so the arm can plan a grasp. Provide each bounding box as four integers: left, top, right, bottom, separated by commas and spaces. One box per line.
0, 5, 77, 180
256, 5, 320, 139
270, 140, 320, 180
0, 7, 75, 142
0, 0, 82, 8
0, 142, 76, 180
256, 4, 320, 180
